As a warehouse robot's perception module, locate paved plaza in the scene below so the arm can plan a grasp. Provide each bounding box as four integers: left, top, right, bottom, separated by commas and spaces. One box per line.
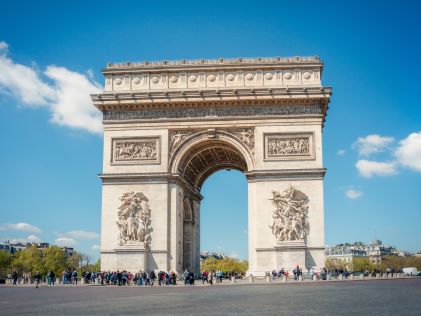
1, 278, 420, 315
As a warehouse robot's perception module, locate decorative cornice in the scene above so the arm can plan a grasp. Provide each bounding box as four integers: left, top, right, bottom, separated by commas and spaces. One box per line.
92, 56, 332, 126
102, 104, 324, 121
104, 56, 322, 71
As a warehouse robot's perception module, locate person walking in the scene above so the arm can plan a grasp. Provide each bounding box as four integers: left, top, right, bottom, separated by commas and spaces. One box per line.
12, 271, 18, 285
34, 271, 42, 288
72, 270, 78, 285
150, 270, 156, 286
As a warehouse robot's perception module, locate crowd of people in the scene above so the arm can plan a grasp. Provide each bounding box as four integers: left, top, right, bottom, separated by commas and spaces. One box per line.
6, 268, 236, 287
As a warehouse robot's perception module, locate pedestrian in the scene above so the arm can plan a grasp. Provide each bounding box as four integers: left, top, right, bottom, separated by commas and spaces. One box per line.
34, 271, 42, 288
12, 271, 18, 285
150, 270, 156, 286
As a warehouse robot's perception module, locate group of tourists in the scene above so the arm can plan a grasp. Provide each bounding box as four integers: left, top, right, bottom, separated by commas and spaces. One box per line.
270, 265, 304, 280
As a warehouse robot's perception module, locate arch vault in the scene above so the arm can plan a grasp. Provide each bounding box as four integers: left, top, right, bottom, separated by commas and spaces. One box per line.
92, 56, 332, 275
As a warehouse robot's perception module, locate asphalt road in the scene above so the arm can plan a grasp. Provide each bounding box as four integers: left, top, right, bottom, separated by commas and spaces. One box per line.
1, 279, 420, 315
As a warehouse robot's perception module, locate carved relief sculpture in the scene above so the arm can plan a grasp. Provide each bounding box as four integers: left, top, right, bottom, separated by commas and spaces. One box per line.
229, 128, 254, 152
270, 186, 310, 242
265, 133, 314, 160
112, 138, 159, 163
116, 192, 152, 246
169, 130, 196, 154
268, 137, 309, 156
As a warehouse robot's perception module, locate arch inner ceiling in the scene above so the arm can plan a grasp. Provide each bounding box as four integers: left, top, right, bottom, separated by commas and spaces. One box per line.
178, 140, 247, 191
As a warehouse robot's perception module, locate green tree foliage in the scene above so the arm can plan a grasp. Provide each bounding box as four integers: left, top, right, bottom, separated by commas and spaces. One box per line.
352, 257, 376, 272
325, 258, 347, 270
381, 255, 421, 272
201, 257, 248, 274
43, 246, 67, 276
66, 251, 83, 271
0, 251, 13, 276
12, 245, 44, 275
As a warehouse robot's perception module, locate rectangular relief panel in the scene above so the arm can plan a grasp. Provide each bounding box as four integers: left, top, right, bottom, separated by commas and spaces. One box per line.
264, 132, 315, 161
111, 137, 161, 165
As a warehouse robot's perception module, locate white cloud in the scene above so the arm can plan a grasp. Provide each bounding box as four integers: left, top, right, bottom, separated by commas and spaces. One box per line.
44, 66, 102, 133
0, 222, 41, 233
91, 244, 101, 251
345, 189, 363, 199
337, 149, 346, 156
395, 131, 421, 171
26, 234, 41, 243
355, 159, 397, 178
227, 251, 240, 259
62, 230, 100, 240
0, 46, 55, 105
55, 237, 76, 247
4, 234, 41, 244
0, 41, 102, 134
0, 41, 9, 51
353, 134, 394, 156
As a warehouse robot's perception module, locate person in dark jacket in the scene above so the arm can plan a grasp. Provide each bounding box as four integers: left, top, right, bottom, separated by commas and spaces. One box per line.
12, 271, 18, 285
34, 271, 42, 288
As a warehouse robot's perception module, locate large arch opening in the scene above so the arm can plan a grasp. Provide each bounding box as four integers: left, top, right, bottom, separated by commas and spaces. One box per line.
174, 136, 252, 272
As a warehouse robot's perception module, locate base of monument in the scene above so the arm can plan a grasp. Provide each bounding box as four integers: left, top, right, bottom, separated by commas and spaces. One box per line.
274, 240, 306, 271
102, 243, 148, 272
248, 243, 325, 276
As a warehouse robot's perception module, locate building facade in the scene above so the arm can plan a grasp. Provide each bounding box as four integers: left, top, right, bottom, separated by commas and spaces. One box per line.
91, 56, 332, 275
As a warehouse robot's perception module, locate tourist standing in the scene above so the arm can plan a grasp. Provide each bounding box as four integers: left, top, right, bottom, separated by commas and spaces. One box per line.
34, 271, 41, 288
12, 271, 18, 285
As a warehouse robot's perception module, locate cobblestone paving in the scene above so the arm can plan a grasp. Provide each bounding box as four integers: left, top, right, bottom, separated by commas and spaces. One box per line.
1, 278, 420, 315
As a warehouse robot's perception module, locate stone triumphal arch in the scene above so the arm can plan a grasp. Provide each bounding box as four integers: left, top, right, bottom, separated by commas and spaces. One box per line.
91, 56, 332, 275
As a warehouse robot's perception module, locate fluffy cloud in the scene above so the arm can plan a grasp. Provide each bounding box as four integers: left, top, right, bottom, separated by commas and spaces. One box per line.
55, 237, 76, 247
353, 134, 394, 156
62, 230, 100, 240
337, 149, 346, 156
5, 235, 42, 244
355, 159, 397, 178
0, 222, 41, 233
91, 244, 101, 251
345, 189, 363, 199
0, 41, 102, 134
26, 234, 42, 243
395, 131, 421, 171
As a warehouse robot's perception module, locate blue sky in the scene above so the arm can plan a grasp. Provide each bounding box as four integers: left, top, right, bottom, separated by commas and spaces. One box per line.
0, 1, 420, 260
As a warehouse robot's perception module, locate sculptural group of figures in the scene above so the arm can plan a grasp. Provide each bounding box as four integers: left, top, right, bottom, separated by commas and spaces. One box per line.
116, 192, 152, 246
270, 186, 310, 242
268, 138, 309, 156
115, 142, 157, 160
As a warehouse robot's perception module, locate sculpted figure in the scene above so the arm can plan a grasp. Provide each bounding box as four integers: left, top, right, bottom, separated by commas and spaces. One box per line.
116, 192, 152, 246
269, 186, 310, 242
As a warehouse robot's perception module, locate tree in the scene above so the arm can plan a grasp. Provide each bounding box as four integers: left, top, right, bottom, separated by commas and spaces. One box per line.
0, 251, 12, 276
201, 257, 248, 274
43, 246, 67, 276
67, 251, 83, 271
352, 258, 375, 272
12, 245, 44, 275
325, 258, 346, 270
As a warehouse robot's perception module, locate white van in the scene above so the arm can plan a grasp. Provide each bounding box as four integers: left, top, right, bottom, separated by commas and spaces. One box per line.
402, 267, 418, 276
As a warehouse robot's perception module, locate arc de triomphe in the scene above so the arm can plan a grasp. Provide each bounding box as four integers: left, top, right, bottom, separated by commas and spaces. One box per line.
91, 56, 331, 276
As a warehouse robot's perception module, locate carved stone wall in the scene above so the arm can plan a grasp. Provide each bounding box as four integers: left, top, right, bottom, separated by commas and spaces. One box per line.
169, 128, 255, 157
116, 192, 152, 247
264, 133, 315, 160
103, 104, 323, 121
112, 137, 160, 164
103, 56, 322, 92
270, 186, 310, 243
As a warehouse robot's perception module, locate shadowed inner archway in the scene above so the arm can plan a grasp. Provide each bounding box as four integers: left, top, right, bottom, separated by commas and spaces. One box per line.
177, 140, 248, 191
177, 139, 249, 272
